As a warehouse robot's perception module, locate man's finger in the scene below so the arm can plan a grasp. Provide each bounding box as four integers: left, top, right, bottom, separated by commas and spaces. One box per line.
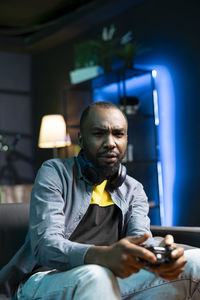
150, 255, 187, 272
165, 234, 174, 246
128, 244, 157, 264
127, 232, 150, 245
159, 234, 174, 247
171, 245, 184, 259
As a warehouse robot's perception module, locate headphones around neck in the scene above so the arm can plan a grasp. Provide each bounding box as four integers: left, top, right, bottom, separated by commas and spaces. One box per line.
77, 151, 126, 190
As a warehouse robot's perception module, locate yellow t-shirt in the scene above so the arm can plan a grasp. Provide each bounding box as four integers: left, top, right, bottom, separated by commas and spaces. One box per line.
90, 180, 114, 207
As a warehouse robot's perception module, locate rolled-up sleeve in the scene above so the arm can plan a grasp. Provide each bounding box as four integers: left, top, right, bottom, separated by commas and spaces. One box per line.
30, 161, 92, 271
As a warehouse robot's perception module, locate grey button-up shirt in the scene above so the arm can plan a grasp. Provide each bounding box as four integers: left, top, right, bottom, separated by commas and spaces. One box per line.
0, 156, 155, 297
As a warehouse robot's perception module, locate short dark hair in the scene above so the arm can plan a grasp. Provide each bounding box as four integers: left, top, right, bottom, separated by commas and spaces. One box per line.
80, 101, 127, 133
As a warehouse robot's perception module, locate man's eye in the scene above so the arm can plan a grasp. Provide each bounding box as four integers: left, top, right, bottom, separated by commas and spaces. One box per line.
115, 132, 124, 137
93, 132, 103, 136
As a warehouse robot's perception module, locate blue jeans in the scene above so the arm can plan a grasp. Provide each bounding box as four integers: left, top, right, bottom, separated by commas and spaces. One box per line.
17, 249, 200, 300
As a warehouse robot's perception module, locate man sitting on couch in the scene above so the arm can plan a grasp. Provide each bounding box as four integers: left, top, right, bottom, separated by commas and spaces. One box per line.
1, 101, 200, 299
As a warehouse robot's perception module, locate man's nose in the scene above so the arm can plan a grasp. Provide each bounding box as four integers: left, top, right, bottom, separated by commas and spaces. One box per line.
103, 134, 115, 148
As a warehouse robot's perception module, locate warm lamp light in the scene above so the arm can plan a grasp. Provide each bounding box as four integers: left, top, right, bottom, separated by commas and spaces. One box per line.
38, 114, 71, 157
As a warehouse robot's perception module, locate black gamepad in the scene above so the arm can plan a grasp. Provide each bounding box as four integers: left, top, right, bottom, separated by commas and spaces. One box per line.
141, 245, 175, 266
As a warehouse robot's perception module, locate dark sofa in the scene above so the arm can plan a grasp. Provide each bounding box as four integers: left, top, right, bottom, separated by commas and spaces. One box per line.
0, 202, 200, 299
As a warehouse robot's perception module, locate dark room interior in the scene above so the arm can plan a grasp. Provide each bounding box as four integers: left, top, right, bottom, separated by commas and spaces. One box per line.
0, 0, 200, 227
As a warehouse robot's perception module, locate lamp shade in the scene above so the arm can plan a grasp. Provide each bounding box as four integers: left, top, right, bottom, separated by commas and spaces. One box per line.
38, 114, 71, 148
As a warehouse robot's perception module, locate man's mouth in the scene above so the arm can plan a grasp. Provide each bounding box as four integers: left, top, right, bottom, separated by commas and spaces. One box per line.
98, 152, 119, 164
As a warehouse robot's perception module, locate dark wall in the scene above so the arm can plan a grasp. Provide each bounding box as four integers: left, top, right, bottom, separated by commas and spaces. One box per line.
32, 0, 200, 225
0, 52, 35, 184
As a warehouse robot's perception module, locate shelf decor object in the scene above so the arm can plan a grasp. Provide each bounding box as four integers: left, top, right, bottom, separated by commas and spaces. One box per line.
38, 114, 71, 158
69, 25, 141, 84
70, 65, 104, 84
119, 96, 140, 115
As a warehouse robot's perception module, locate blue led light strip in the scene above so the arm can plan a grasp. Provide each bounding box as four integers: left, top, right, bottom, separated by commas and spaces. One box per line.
153, 89, 159, 126
152, 66, 175, 226
157, 161, 165, 225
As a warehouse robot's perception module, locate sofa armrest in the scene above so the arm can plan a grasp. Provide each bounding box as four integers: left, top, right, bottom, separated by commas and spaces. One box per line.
150, 225, 200, 248
0, 202, 29, 270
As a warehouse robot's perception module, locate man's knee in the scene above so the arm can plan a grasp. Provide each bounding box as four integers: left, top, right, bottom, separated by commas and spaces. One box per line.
72, 265, 121, 299
184, 249, 200, 280
76, 264, 116, 285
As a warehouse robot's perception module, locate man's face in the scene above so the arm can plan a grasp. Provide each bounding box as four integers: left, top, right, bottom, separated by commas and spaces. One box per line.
79, 107, 127, 178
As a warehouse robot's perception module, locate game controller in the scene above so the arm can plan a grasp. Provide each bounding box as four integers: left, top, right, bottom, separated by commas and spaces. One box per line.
141, 245, 175, 266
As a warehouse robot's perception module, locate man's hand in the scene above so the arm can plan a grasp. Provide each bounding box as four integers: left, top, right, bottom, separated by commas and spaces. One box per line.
149, 234, 187, 280
84, 232, 157, 278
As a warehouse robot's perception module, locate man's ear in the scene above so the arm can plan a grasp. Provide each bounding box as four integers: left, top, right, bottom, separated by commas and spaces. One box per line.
78, 132, 83, 148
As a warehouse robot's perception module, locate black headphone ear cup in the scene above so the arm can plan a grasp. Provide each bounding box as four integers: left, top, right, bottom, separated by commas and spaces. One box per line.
77, 151, 105, 185
107, 164, 126, 190
121, 165, 127, 183
82, 165, 104, 186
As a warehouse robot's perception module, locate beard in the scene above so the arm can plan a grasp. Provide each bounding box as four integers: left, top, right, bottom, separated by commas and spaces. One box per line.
82, 148, 125, 180
95, 159, 121, 179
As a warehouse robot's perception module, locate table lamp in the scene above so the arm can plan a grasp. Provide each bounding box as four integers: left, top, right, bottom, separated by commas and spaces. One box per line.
38, 114, 71, 157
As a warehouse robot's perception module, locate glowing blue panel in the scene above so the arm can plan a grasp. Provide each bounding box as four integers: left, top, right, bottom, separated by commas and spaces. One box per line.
151, 66, 175, 226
